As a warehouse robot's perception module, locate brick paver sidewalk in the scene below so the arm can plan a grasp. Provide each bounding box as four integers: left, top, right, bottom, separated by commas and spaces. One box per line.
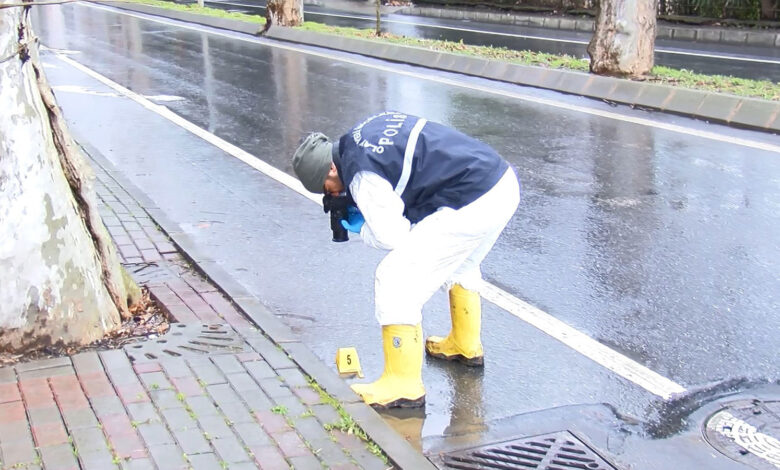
0, 159, 390, 470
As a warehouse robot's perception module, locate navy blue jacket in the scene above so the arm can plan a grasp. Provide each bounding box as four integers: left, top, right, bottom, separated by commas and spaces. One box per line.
334, 112, 509, 223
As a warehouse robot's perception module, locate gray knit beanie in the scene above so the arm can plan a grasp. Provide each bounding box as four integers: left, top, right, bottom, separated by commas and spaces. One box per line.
292, 133, 333, 194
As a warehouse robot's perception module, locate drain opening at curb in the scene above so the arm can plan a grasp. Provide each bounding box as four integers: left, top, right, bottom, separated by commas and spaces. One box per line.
434, 430, 618, 470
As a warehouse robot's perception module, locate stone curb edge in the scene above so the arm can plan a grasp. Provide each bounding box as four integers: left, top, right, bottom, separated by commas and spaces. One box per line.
264, 27, 780, 133
107, 1, 264, 34
98, 1, 780, 134
74, 135, 437, 470
400, 5, 780, 48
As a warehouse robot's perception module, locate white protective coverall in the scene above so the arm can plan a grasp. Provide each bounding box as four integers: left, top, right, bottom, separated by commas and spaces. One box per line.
349, 164, 520, 326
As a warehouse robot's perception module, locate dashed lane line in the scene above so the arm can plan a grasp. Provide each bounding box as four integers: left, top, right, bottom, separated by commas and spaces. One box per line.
52, 53, 319, 206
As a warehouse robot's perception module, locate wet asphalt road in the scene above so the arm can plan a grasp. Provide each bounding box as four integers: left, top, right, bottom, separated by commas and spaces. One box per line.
32, 2, 780, 458
208, 0, 780, 82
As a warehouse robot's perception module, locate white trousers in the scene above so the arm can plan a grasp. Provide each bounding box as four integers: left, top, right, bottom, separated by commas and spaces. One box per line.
374, 167, 521, 326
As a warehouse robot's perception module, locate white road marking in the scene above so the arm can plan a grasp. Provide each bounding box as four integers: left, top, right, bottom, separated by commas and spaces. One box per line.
83, 2, 780, 155
54, 51, 688, 399
480, 283, 686, 399
55, 54, 320, 206
209, 1, 780, 65
211, 3, 590, 46
53, 84, 119, 97
53, 84, 185, 101
657, 48, 780, 65
42, 47, 82, 54
144, 94, 186, 102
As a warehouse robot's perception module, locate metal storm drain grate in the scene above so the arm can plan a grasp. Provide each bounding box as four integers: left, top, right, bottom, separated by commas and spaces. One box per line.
704, 399, 780, 470
436, 431, 618, 470
124, 323, 250, 361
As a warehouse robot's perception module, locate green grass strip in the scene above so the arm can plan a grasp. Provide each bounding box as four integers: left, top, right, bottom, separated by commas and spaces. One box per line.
126, 0, 266, 24
121, 0, 779, 101
301, 21, 591, 71
647, 65, 779, 101
301, 22, 780, 101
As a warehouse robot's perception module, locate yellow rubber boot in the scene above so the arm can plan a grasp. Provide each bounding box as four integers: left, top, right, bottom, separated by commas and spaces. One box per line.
425, 284, 484, 366
350, 324, 425, 409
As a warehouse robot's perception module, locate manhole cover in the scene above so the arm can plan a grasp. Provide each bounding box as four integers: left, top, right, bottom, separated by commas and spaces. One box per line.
433, 431, 618, 470
124, 323, 249, 361
704, 399, 780, 470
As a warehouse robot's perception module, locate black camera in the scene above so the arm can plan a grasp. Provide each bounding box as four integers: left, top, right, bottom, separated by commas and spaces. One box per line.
322, 194, 354, 242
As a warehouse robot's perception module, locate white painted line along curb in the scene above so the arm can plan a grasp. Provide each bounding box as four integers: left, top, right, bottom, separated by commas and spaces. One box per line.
480, 283, 687, 399
55, 54, 320, 206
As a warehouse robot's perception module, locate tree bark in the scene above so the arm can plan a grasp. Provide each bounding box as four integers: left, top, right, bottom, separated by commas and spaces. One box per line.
376, 0, 381, 36
0, 3, 138, 352
760, 0, 775, 20
588, 0, 658, 77
265, 0, 303, 29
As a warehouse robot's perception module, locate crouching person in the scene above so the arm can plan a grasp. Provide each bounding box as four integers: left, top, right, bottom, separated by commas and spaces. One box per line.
292, 111, 520, 408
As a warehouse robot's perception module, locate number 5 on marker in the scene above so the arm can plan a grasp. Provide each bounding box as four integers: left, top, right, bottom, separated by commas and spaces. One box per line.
336, 347, 364, 378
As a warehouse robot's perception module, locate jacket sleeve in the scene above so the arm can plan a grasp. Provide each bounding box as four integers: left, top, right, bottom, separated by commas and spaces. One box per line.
349, 171, 411, 250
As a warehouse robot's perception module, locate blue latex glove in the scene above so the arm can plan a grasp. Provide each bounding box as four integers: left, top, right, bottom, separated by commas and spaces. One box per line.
341, 206, 365, 233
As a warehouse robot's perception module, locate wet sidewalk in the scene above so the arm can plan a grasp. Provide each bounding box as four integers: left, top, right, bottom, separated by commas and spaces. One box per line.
0, 153, 401, 470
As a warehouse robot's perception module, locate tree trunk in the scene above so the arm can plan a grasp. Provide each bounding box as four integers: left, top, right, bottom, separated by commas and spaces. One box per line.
265, 0, 303, 29
760, 0, 775, 20
587, 0, 658, 77
0, 3, 138, 352
376, 0, 381, 36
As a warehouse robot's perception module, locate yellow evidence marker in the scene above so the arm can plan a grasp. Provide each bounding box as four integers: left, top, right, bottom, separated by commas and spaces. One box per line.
335, 347, 364, 378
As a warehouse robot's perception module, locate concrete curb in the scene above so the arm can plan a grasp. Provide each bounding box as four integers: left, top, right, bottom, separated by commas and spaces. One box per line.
77, 136, 436, 470
101, 2, 780, 134
264, 26, 780, 133
112, 2, 263, 34
400, 5, 780, 47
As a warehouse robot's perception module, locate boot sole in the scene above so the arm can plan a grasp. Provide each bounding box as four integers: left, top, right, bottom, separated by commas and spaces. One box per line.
426, 350, 484, 367
370, 395, 426, 410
